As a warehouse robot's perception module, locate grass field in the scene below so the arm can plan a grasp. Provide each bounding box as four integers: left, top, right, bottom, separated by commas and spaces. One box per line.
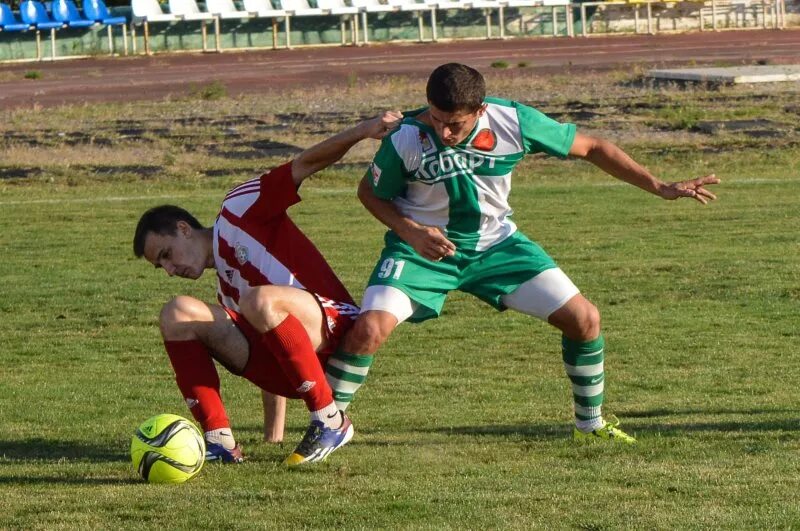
1, 69, 799, 529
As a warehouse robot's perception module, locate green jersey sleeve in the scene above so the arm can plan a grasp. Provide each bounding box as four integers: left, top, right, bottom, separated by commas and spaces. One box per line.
367, 132, 409, 200
514, 101, 576, 158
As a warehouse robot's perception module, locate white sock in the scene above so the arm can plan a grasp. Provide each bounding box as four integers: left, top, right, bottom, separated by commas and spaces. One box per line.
205, 428, 236, 450
311, 402, 342, 429
576, 417, 604, 433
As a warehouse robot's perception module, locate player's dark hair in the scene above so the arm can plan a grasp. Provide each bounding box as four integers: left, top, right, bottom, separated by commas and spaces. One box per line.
133, 205, 204, 258
426, 63, 486, 113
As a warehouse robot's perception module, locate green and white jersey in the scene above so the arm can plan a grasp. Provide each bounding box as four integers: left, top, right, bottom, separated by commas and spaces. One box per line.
368, 97, 576, 251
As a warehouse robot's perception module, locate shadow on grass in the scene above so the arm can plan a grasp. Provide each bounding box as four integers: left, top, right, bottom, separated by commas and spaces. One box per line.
233, 408, 799, 446
418, 424, 568, 440
228, 421, 571, 445
621, 407, 799, 435
636, 419, 799, 435
412, 407, 799, 439
0, 438, 129, 463
623, 407, 796, 418
0, 475, 140, 486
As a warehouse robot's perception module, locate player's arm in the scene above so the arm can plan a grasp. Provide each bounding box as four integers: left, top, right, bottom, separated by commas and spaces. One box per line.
290, 111, 403, 186
358, 176, 455, 261
262, 391, 286, 443
569, 132, 720, 204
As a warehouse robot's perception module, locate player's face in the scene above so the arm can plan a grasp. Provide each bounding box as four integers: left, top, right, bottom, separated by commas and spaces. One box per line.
427, 104, 486, 146
142, 222, 207, 280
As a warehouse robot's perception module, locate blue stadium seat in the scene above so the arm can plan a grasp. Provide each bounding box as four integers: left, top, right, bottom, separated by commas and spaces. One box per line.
83, 0, 126, 25
20, 0, 63, 59
82, 0, 129, 54
51, 0, 96, 27
0, 2, 32, 31
20, 0, 63, 28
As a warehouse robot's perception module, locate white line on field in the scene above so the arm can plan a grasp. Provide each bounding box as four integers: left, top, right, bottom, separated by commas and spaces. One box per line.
0, 177, 795, 206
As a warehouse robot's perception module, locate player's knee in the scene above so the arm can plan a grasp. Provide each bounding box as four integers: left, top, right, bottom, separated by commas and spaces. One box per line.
345, 313, 394, 354
573, 302, 601, 341
238, 287, 284, 329
551, 295, 602, 341
237, 288, 257, 316
159, 296, 206, 340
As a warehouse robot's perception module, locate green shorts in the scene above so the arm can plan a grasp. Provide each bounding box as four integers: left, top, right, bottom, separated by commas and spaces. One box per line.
366, 231, 558, 323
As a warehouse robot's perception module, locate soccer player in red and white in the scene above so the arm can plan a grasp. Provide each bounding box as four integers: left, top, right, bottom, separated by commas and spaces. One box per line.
133, 111, 402, 466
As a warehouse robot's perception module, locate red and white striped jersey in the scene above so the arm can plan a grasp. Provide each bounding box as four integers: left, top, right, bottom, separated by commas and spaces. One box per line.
212, 162, 354, 313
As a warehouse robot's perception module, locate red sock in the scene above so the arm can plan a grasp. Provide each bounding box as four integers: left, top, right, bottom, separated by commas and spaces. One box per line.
164, 340, 230, 432
259, 314, 334, 412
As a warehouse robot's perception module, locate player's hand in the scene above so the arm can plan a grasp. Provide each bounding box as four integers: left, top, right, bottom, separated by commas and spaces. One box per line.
363, 111, 403, 140
403, 224, 456, 262
659, 174, 720, 204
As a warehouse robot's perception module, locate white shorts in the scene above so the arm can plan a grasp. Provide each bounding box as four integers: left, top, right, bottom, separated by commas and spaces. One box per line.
500, 267, 580, 320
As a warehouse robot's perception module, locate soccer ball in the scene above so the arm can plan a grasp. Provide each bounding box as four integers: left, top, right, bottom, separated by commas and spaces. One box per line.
131, 414, 205, 484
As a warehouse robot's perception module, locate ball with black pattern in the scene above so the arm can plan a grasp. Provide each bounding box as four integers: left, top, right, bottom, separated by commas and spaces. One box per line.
131, 414, 205, 484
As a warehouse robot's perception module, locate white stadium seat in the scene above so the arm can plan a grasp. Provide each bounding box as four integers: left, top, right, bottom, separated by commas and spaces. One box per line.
317, 0, 360, 44
205, 0, 254, 51
130, 0, 180, 54
394, 0, 436, 42
169, 0, 218, 50
242, 0, 288, 48
275, 0, 357, 47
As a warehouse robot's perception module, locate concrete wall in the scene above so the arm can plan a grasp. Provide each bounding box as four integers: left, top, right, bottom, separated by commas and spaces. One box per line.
585, 0, 793, 33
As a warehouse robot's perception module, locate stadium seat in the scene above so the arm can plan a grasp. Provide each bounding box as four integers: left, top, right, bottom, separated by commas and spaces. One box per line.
130, 0, 180, 55
0, 2, 32, 32
168, 0, 218, 51
278, 0, 326, 17
276, 0, 358, 48
20, 0, 63, 60
417, 0, 505, 40
349, 0, 397, 44
316, 0, 359, 45
205, 0, 253, 51
393, 0, 436, 42
241, 0, 288, 49
83, 0, 129, 55
206, 0, 252, 20
51, 0, 95, 29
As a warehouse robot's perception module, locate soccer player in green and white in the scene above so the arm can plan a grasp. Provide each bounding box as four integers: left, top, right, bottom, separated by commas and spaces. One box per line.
325, 63, 720, 443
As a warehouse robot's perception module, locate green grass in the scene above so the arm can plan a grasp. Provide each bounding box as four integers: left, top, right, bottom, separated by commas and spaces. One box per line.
188, 80, 228, 101
1, 70, 799, 529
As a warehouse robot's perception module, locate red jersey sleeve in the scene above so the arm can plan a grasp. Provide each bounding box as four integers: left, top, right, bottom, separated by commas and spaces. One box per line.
222, 162, 300, 222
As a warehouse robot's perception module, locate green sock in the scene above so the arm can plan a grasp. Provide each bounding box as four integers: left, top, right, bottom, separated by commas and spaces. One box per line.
562, 335, 605, 432
325, 350, 374, 411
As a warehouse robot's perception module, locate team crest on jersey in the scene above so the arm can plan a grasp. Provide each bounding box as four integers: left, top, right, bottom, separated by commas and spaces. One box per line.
234, 243, 249, 265
370, 162, 382, 186
471, 128, 497, 151
419, 131, 435, 154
